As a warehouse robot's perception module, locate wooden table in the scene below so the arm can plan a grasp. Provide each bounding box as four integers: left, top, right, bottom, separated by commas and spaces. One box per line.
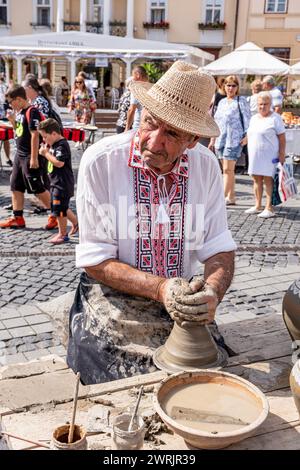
0, 313, 299, 450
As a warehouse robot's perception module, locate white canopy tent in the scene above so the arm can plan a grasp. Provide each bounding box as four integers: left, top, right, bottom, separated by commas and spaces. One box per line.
0, 31, 214, 84
290, 61, 300, 75
203, 42, 290, 76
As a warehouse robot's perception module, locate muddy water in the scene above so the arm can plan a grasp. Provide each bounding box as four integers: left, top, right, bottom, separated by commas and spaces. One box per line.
162, 382, 261, 433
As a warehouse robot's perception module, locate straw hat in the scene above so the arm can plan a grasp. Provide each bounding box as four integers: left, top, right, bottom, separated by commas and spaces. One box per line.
130, 61, 220, 138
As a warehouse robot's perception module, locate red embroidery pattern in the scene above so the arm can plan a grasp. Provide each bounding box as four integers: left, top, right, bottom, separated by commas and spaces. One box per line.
129, 133, 188, 279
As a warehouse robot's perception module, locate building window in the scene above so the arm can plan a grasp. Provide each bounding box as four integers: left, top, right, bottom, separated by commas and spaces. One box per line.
92, 0, 103, 22
37, 0, 51, 26
264, 47, 290, 63
265, 0, 287, 13
205, 0, 223, 24
0, 0, 7, 25
150, 1, 166, 23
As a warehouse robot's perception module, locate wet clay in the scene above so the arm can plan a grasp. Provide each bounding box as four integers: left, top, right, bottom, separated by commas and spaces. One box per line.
162, 382, 261, 433
112, 413, 145, 450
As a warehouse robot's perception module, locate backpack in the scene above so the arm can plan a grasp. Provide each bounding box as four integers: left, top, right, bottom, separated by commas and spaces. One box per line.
48, 105, 64, 133
26, 103, 64, 133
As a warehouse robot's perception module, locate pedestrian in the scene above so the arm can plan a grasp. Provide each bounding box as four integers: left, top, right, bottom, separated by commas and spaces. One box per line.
38, 118, 78, 244
125, 65, 150, 131
68, 76, 97, 125
248, 79, 263, 116
209, 75, 251, 205
244, 91, 286, 219
262, 75, 283, 114
67, 61, 236, 385
0, 76, 13, 167
0, 86, 51, 229
115, 78, 132, 134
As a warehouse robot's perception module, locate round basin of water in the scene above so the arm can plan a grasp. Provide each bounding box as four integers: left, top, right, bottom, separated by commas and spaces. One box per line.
153, 370, 269, 449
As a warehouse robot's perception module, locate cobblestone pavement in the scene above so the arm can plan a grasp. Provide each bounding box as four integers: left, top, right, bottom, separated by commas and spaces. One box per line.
0, 144, 300, 364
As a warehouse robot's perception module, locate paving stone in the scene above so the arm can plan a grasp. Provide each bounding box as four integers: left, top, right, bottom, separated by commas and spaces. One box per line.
24, 349, 51, 361
9, 326, 36, 338
31, 323, 54, 334
0, 308, 21, 320
0, 330, 12, 341
24, 314, 51, 325
0, 353, 27, 365
2, 317, 28, 329
47, 345, 66, 356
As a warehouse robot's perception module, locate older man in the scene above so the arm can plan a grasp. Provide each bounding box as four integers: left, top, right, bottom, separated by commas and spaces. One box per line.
67, 61, 236, 385
262, 75, 283, 114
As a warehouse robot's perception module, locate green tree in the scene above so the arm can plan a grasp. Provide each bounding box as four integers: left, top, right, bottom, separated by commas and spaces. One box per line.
143, 62, 164, 83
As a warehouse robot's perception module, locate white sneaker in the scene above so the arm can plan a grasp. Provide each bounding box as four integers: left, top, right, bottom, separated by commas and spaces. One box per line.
257, 209, 275, 219
244, 207, 262, 214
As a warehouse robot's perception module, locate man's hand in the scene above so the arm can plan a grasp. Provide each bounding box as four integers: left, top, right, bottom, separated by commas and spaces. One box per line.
160, 276, 217, 326
30, 158, 39, 169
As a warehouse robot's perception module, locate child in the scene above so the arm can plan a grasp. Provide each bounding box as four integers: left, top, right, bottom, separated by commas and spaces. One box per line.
38, 118, 78, 244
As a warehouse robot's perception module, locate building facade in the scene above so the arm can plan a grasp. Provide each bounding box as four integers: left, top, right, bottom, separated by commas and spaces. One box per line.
0, 0, 299, 87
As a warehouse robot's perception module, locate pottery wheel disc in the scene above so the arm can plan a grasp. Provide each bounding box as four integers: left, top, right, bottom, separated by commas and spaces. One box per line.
153, 345, 228, 374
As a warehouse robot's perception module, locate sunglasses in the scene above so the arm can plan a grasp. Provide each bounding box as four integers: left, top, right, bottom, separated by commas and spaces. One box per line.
225, 84, 238, 88
75, 81, 84, 84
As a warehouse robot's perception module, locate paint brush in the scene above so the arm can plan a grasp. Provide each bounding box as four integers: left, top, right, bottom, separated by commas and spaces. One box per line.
128, 385, 144, 432
68, 372, 81, 444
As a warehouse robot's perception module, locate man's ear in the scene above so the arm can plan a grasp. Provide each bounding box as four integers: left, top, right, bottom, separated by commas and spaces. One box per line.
186, 136, 200, 150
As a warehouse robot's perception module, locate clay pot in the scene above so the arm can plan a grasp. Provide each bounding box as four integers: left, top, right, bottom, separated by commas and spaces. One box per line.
50, 424, 88, 450
112, 413, 145, 450
290, 359, 300, 419
153, 322, 227, 373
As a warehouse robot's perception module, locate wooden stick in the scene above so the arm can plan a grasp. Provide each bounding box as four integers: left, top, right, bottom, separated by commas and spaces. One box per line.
1, 431, 50, 449
68, 372, 81, 444
128, 385, 144, 432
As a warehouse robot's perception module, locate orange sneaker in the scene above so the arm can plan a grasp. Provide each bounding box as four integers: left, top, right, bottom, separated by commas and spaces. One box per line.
45, 215, 58, 230
0, 216, 26, 229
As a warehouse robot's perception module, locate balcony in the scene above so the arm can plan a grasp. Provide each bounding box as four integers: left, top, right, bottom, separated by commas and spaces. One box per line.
109, 20, 126, 37
86, 21, 103, 34
198, 21, 226, 30
30, 22, 54, 29
64, 21, 80, 32
143, 21, 169, 30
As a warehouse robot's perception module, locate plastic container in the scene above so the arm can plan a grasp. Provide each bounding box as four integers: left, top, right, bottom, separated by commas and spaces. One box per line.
112, 413, 145, 450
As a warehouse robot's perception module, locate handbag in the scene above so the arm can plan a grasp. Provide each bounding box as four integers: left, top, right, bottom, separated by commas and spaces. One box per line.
278, 157, 298, 202
237, 97, 249, 162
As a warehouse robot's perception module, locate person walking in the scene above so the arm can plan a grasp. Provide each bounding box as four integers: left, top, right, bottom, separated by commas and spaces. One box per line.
0, 86, 51, 229
39, 118, 78, 244
68, 77, 96, 125
245, 91, 286, 219
209, 75, 251, 205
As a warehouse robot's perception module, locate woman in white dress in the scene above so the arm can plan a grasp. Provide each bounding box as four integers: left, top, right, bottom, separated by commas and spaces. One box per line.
245, 91, 286, 219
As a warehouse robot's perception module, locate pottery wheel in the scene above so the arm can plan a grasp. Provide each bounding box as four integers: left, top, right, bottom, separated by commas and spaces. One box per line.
153, 345, 228, 374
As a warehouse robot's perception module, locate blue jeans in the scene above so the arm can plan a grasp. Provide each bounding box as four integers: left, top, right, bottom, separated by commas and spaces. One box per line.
216, 145, 243, 161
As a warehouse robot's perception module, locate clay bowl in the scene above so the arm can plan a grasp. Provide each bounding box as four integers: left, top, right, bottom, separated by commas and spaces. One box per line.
153, 370, 269, 449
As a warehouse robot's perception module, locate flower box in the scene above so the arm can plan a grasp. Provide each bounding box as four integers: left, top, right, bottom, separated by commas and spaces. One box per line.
198, 21, 226, 30
143, 21, 169, 29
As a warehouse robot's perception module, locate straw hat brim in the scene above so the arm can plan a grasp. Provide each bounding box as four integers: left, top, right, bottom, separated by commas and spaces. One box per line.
130, 81, 220, 139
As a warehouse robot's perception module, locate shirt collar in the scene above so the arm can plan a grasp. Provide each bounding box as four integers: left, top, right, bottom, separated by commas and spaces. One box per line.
128, 131, 189, 179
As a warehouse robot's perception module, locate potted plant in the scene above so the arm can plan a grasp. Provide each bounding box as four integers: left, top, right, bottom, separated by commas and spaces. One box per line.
143, 21, 169, 29
198, 21, 226, 30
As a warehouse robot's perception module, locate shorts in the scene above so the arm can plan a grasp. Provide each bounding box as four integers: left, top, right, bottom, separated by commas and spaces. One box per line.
10, 154, 48, 195
216, 145, 243, 161
51, 188, 70, 217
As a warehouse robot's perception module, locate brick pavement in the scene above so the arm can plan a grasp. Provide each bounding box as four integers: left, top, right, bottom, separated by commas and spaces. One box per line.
0, 145, 300, 365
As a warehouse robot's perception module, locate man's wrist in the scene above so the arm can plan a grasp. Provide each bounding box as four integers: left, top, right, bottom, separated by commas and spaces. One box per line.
155, 279, 167, 303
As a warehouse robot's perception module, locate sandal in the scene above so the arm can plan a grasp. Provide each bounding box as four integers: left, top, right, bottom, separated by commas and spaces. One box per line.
69, 223, 79, 236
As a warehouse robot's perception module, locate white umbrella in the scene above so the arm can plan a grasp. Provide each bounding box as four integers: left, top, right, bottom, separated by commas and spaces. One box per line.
289, 61, 300, 75
203, 42, 289, 75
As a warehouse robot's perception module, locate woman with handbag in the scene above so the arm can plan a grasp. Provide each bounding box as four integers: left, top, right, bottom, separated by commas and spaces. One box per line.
209, 75, 251, 205
245, 91, 286, 219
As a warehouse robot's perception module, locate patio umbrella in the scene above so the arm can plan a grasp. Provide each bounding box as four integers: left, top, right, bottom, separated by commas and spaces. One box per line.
289, 61, 300, 75
203, 42, 289, 75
